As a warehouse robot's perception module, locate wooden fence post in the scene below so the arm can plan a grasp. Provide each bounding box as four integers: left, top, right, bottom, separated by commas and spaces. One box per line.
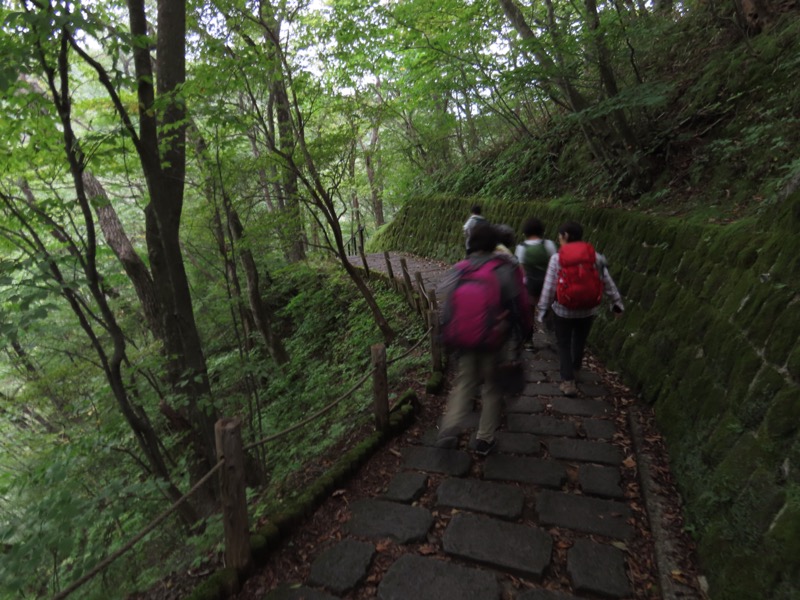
358, 228, 370, 278
383, 252, 395, 290
428, 311, 443, 372
414, 272, 428, 312
215, 418, 251, 573
371, 343, 389, 432
399, 258, 416, 309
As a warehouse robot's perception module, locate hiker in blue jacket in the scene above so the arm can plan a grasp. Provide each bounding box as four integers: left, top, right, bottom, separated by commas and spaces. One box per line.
436, 222, 531, 456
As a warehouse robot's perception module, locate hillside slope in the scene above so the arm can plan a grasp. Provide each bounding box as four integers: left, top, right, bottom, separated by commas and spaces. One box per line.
424, 14, 800, 225
367, 11, 800, 588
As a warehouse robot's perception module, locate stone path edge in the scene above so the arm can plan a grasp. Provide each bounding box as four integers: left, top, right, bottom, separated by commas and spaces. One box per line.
185, 396, 418, 600
628, 404, 704, 600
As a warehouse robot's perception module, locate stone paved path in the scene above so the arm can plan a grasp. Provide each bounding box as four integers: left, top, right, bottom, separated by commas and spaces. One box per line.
260, 253, 680, 600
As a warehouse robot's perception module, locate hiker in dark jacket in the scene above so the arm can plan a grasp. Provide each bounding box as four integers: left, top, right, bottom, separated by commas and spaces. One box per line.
436, 222, 531, 456
515, 217, 557, 344
514, 217, 557, 305
462, 205, 487, 255
537, 221, 623, 397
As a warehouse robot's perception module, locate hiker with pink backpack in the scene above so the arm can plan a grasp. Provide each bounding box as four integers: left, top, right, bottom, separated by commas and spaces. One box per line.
436, 222, 532, 456
537, 221, 624, 397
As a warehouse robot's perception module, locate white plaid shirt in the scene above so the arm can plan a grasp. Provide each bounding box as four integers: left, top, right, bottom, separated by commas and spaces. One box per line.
537, 251, 624, 320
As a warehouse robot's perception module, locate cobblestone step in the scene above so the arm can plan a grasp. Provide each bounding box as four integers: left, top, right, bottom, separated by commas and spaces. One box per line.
256, 252, 683, 600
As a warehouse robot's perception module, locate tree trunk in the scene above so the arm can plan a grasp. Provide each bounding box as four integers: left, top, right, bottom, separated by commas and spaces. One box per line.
22, 29, 198, 524
363, 126, 385, 227
251, 0, 396, 345
497, 0, 616, 169
258, 4, 307, 263
81, 172, 166, 342
190, 125, 290, 365
226, 205, 290, 365
211, 207, 257, 353
128, 0, 219, 509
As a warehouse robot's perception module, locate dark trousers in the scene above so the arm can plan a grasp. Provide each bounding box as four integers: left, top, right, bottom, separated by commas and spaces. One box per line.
553, 314, 595, 381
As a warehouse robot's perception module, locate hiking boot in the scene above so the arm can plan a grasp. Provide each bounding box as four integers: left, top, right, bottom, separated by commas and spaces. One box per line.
559, 380, 578, 397
474, 438, 497, 457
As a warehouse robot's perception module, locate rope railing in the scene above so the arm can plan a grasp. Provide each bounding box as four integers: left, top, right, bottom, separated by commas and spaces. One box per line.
51, 310, 438, 600
386, 326, 433, 366
52, 460, 225, 600
243, 365, 377, 452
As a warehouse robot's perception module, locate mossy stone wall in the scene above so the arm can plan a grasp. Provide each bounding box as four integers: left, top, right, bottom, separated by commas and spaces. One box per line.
367, 193, 800, 600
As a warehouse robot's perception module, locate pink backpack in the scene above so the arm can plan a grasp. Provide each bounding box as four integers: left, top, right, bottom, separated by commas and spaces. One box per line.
441, 258, 506, 350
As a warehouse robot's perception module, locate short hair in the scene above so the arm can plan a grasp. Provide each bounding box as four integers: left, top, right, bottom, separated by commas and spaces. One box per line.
522, 217, 545, 238
495, 224, 515, 249
471, 204, 482, 215
468, 222, 497, 252
558, 221, 584, 242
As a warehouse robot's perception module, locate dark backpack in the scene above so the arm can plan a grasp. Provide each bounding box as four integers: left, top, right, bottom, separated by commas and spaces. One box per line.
556, 242, 604, 310
522, 242, 550, 296
441, 258, 507, 351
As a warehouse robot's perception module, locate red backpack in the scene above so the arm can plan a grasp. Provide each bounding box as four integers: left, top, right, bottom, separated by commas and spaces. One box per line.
441, 258, 507, 350
556, 242, 603, 310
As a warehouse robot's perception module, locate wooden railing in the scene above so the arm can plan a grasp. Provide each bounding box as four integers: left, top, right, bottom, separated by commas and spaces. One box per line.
345, 224, 366, 256
375, 251, 443, 372
52, 321, 436, 600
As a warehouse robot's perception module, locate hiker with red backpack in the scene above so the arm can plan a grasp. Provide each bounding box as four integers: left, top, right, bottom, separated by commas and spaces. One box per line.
537, 221, 624, 397
436, 222, 532, 456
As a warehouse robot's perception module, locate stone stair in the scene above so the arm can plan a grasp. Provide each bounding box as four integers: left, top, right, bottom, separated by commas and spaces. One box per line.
264, 340, 640, 600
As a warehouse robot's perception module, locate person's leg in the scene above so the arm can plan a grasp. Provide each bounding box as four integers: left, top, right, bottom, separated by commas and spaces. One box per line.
437, 351, 480, 446
570, 316, 595, 374
476, 351, 502, 443
553, 314, 576, 382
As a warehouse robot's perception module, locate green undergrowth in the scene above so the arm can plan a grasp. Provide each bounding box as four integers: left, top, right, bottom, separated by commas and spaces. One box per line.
0, 259, 427, 600
245, 260, 426, 501
423, 16, 800, 225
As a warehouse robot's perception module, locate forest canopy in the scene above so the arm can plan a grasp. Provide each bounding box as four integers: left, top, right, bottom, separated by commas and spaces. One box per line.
1, 0, 798, 596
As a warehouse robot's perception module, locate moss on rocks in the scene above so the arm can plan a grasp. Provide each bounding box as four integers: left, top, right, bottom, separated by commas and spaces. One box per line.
748, 288, 797, 348
426, 371, 445, 394
787, 340, 800, 382
764, 300, 800, 366
726, 348, 763, 407
185, 568, 239, 600
760, 388, 800, 441
702, 411, 744, 468
764, 495, 800, 583
710, 432, 770, 499
736, 366, 786, 430
369, 194, 800, 600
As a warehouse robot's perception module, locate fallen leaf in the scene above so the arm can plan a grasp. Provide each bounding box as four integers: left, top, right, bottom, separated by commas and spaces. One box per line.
611, 541, 628, 550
